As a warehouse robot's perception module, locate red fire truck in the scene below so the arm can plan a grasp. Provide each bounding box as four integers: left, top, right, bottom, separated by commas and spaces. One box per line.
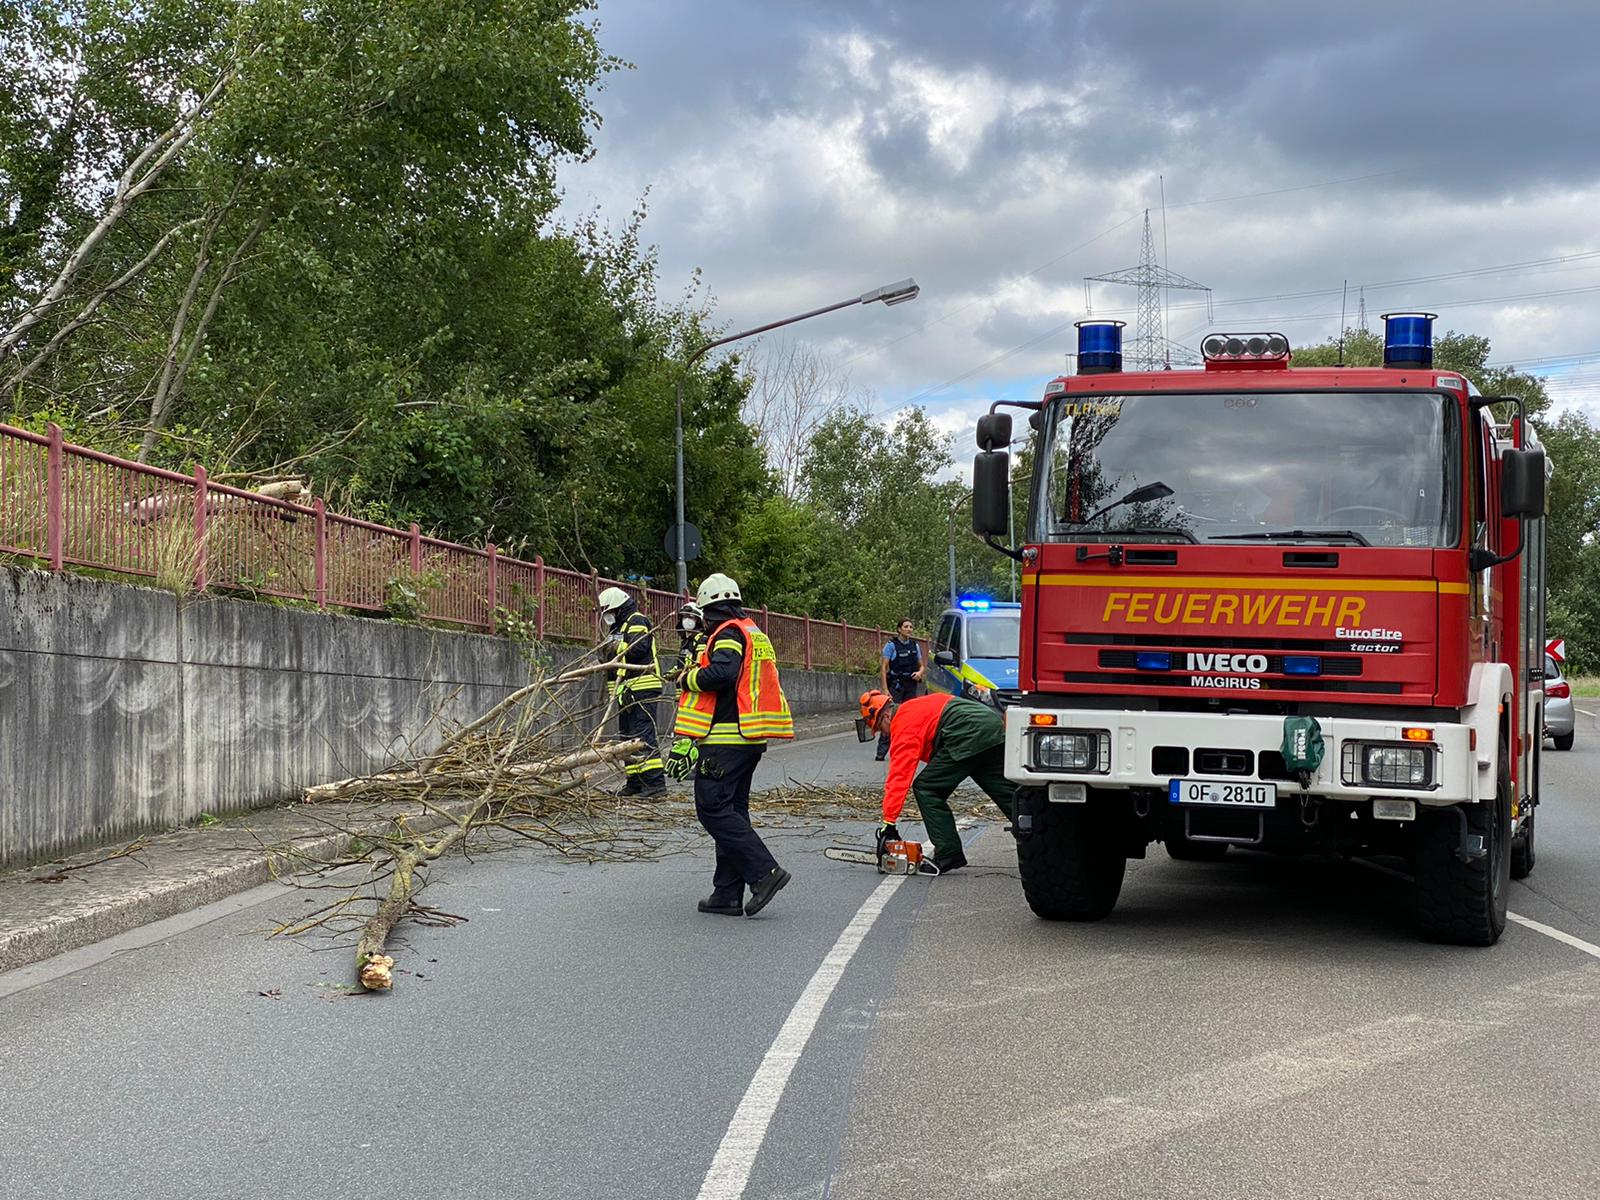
971, 314, 1549, 945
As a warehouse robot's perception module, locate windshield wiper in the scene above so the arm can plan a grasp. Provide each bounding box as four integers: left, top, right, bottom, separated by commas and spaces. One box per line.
1064, 481, 1174, 527
1101, 525, 1198, 543
1209, 528, 1371, 546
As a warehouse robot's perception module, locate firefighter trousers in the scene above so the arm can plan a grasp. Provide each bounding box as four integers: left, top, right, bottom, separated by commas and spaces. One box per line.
911, 706, 1017, 858
694, 744, 779, 903
618, 689, 664, 788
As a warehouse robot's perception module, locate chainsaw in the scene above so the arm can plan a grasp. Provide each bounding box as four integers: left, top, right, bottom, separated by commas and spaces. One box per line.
825, 838, 940, 875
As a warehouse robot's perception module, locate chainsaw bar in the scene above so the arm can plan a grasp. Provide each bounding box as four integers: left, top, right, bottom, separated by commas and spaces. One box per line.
823, 847, 878, 866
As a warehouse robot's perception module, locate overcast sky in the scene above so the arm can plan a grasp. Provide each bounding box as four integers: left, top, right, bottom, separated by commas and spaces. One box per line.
559, 0, 1600, 446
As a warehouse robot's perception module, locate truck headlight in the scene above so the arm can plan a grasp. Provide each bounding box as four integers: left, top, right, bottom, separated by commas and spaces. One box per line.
1341, 741, 1434, 788
1032, 729, 1111, 773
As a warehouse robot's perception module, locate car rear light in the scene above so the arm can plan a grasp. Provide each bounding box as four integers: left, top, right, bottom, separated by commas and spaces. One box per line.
1547, 681, 1570, 699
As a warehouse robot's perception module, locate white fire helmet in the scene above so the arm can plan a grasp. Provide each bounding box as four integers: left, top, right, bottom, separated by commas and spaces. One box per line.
597, 586, 631, 627
695, 573, 741, 608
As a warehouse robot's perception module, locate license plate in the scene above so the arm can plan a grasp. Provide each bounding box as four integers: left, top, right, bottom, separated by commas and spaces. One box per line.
1168, 779, 1277, 808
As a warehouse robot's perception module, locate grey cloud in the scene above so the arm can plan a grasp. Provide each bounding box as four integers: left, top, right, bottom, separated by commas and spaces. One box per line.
566, 0, 1600, 415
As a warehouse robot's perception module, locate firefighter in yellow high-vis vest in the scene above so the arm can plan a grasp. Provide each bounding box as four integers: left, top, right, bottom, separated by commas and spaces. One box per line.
598, 587, 666, 796
666, 573, 794, 917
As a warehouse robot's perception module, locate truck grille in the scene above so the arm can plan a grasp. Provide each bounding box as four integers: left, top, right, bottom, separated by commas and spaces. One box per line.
1097, 650, 1362, 676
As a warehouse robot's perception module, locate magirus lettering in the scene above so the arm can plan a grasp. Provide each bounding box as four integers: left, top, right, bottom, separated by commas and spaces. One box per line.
1189, 676, 1262, 689
1185, 652, 1268, 673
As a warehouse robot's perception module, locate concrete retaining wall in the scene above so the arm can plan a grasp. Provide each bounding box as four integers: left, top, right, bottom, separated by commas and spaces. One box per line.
0, 568, 869, 867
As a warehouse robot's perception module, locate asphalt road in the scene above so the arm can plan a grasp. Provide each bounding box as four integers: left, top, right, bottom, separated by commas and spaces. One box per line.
2, 724, 1597, 1199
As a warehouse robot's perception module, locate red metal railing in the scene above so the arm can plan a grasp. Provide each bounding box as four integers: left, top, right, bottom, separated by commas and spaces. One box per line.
0, 422, 888, 671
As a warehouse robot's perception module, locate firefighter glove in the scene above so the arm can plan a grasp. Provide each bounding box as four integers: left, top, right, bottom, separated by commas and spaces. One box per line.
665, 738, 698, 781
875, 821, 901, 857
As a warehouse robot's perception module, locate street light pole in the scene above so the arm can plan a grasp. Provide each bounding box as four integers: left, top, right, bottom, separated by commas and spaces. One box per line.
947, 489, 972, 607
672, 278, 920, 594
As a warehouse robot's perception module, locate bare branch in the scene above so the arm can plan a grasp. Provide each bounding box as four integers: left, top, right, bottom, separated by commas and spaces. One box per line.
0, 66, 237, 359
4, 218, 205, 391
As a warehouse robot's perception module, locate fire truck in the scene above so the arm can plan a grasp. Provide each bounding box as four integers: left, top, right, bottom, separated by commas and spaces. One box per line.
971, 313, 1549, 945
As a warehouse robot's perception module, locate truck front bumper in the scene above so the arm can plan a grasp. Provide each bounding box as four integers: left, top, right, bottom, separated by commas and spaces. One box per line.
1004, 707, 1478, 805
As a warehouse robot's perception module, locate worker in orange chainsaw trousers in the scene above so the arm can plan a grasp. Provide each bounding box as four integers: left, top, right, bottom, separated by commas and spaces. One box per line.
861, 689, 1016, 873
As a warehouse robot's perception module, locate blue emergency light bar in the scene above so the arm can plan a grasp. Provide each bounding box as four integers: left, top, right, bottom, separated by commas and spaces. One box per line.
1076, 320, 1124, 375
1135, 652, 1172, 671
1282, 655, 1322, 676
1382, 312, 1436, 368
958, 597, 991, 611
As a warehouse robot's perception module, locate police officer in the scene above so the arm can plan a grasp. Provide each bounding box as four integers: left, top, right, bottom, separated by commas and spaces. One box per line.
666, 573, 793, 917
598, 587, 665, 796
876, 618, 925, 761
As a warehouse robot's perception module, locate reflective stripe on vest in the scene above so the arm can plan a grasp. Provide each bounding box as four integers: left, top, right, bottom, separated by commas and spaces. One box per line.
616, 614, 663, 693
672, 617, 794, 742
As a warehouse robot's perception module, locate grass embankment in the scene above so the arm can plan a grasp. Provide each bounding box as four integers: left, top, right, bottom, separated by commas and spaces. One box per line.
1566, 675, 1600, 699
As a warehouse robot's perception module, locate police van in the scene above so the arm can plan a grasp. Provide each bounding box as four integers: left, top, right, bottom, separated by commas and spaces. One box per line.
928, 598, 1021, 706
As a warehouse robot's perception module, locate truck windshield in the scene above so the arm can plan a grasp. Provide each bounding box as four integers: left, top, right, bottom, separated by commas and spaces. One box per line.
967, 614, 1019, 659
1031, 391, 1457, 547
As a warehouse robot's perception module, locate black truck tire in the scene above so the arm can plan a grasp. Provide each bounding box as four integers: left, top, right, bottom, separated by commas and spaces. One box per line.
1016, 796, 1126, 921
1511, 807, 1536, 880
1415, 737, 1511, 946
1165, 834, 1229, 862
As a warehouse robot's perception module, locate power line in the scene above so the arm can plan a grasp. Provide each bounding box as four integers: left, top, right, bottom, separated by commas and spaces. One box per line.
838, 168, 1426, 375
905, 281, 1600, 404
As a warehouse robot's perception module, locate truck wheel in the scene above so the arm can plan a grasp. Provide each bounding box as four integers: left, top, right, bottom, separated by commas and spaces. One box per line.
1415, 737, 1510, 946
1511, 808, 1536, 880
1165, 834, 1228, 862
1553, 731, 1574, 751
1016, 795, 1126, 921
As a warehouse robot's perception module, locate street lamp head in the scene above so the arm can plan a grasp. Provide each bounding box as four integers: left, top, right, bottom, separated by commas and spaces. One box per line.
861, 278, 920, 307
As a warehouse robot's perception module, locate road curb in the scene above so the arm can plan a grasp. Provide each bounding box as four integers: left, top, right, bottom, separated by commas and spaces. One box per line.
0, 717, 857, 979
0, 812, 464, 977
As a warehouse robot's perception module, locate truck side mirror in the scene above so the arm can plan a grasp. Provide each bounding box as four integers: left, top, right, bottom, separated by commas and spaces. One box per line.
1501, 447, 1547, 518
975, 412, 1012, 451
972, 451, 1010, 536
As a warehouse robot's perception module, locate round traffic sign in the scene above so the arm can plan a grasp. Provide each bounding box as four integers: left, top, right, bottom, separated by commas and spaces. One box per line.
664, 521, 703, 562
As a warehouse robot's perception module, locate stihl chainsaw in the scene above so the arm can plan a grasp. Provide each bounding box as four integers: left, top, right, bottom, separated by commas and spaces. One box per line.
824, 838, 940, 875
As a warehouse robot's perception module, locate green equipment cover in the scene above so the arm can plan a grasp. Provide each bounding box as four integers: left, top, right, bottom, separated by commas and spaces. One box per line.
1281, 715, 1325, 789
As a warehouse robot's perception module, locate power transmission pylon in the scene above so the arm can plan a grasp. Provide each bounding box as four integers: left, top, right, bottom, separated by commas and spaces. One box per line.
1083, 210, 1212, 370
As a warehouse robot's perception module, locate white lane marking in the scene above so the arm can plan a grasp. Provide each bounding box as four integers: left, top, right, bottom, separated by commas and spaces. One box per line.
1508, 913, 1600, 959
696, 872, 905, 1200
1576, 707, 1596, 717
1351, 857, 1600, 961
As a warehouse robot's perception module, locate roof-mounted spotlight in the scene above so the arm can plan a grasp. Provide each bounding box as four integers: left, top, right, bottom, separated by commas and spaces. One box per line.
1202, 332, 1292, 369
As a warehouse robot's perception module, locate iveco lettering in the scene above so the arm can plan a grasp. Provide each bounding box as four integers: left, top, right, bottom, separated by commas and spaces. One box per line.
970, 314, 1551, 946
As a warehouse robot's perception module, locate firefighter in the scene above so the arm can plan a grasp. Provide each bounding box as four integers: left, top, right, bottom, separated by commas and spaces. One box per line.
674, 600, 706, 675
875, 618, 925, 761
860, 688, 1016, 874
598, 587, 665, 796
666, 573, 794, 917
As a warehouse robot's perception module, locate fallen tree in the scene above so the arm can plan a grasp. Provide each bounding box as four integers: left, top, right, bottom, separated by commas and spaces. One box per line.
278, 647, 660, 991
